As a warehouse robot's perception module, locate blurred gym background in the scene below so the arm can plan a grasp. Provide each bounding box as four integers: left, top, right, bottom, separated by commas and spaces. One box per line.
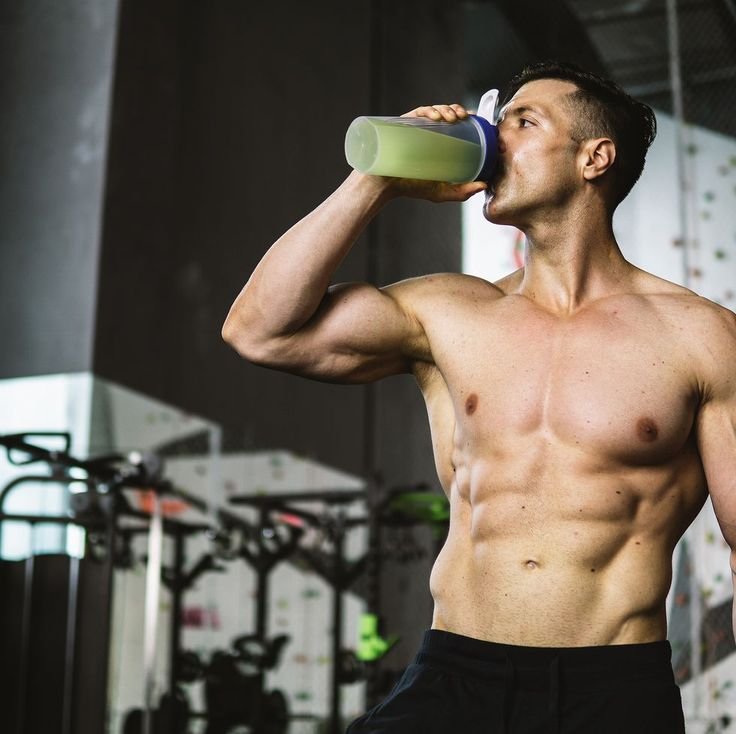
1, 1, 735, 732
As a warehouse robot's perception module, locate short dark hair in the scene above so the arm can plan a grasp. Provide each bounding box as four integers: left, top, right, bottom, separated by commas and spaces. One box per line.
500, 60, 657, 207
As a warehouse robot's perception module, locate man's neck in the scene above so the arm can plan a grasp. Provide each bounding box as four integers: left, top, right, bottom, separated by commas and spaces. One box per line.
515, 209, 634, 315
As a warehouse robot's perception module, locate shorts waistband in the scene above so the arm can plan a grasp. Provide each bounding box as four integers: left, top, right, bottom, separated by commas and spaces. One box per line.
416, 629, 674, 683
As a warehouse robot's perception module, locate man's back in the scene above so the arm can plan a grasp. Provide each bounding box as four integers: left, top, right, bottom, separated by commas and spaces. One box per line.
411, 266, 714, 646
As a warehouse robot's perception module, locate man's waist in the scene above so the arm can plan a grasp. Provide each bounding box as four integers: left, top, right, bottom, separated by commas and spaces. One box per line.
416, 628, 674, 689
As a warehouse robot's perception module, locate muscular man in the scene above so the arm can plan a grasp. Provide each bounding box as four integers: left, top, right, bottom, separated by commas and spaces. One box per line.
222, 61, 736, 733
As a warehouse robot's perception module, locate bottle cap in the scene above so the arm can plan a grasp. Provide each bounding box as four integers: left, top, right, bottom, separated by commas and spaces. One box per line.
470, 88, 500, 181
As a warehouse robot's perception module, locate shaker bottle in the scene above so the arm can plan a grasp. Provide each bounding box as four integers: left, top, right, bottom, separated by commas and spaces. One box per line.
344, 89, 500, 183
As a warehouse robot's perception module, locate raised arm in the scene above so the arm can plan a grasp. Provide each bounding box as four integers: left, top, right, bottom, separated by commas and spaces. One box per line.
695, 305, 736, 637
221, 104, 486, 383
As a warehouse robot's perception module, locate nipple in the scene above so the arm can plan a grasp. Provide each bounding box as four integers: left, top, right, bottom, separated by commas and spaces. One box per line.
636, 417, 659, 442
525, 560, 538, 570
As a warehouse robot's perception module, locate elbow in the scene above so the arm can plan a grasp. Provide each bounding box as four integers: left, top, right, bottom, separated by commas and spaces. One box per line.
221, 314, 283, 367
221, 315, 261, 362
221, 316, 239, 349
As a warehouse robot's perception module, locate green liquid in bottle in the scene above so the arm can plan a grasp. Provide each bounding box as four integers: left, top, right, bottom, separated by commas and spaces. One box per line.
345, 118, 483, 183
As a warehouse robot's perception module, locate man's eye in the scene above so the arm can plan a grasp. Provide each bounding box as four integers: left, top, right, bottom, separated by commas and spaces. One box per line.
519, 118, 533, 127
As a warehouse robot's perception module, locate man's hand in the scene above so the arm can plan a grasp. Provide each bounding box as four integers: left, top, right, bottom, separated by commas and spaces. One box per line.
376, 103, 488, 203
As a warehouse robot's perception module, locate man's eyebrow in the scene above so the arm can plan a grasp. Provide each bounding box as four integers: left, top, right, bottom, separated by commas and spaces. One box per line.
497, 103, 546, 121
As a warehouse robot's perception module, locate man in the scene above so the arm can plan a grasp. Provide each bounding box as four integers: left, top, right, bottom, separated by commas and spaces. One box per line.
222, 61, 736, 733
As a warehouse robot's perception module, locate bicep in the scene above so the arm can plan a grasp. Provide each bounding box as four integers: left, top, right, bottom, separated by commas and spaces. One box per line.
246, 280, 431, 383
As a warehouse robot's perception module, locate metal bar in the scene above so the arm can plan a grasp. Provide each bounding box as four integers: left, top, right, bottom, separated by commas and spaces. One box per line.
229, 489, 367, 506
61, 556, 79, 734
328, 525, 346, 734
16, 556, 34, 734
142, 493, 164, 734
0, 513, 106, 527
667, 0, 692, 289
255, 504, 270, 641
168, 528, 185, 734
98, 510, 118, 734
573, 0, 707, 25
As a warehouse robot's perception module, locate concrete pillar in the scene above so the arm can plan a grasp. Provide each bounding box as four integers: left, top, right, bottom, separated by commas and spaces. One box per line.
0, 1, 119, 377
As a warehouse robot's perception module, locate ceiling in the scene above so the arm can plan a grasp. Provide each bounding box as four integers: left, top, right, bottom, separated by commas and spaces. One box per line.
464, 0, 736, 139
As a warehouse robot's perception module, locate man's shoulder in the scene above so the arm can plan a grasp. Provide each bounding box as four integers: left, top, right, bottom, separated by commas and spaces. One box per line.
687, 294, 736, 352
616, 270, 735, 393
635, 270, 734, 326
647, 281, 736, 331
385, 271, 507, 305
648, 283, 736, 398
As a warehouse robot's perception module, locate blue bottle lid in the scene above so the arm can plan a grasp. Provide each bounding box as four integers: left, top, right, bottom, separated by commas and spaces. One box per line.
470, 114, 499, 182
469, 88, 500, 182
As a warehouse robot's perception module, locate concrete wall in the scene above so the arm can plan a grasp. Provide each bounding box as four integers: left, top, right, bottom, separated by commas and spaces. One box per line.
93, 1, 465, 487
94, 1, 376, 476
0, 1, 119, 377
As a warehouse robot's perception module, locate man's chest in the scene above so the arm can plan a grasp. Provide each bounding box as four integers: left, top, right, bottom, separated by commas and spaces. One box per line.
425, 300, 701, 466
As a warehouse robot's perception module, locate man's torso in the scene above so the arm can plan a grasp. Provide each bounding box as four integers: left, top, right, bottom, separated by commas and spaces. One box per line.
411, 267, 712, 646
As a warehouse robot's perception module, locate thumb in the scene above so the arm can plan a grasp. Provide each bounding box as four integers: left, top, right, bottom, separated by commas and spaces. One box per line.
445, 180, 487, 201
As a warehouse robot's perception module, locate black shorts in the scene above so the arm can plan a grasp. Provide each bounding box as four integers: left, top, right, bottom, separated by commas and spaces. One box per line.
346, 629, 685, 734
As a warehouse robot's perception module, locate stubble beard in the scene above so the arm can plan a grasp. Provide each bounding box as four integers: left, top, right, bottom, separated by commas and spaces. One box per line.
483, 183, 518, 226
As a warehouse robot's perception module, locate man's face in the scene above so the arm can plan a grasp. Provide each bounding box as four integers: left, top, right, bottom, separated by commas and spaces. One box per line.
484, 78, 584, 227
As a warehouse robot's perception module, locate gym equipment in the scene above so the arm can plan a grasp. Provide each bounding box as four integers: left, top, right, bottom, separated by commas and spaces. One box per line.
231, 489, 368, 734
202, 633, 290, 734
229, 484, 449, 734
0, 433, 451, 733
0, 433, 244, 734
0, 434, 121, 734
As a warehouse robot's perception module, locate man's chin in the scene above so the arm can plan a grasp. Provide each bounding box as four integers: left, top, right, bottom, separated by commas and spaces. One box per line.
483, 196, 507, 224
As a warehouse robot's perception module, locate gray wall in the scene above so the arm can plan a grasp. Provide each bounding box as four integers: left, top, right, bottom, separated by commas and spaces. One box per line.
0, 1, 119, 377
94, 1, 375, 474
93, 0, 465, 488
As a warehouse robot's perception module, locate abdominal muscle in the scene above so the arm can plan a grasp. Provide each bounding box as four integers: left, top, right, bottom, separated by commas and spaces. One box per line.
429, 451, 703, 647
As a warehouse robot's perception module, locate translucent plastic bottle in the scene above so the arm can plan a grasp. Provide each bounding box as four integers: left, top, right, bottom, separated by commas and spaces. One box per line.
344, 89, 499, 183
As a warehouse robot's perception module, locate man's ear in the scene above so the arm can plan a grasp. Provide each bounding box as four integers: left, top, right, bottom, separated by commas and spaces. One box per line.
581, 138, 616, 182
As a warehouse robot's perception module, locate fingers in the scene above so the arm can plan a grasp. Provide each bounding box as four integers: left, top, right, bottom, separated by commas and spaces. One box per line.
403, 103, 469, 121
388, 178, 486, 203
442, 180, 487, 202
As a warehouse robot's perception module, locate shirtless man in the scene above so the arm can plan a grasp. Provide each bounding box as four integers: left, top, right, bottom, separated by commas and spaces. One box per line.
222, 61, 736, 733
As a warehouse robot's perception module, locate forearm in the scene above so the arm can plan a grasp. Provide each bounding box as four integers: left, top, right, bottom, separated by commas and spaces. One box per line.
223, 171, 391, 344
